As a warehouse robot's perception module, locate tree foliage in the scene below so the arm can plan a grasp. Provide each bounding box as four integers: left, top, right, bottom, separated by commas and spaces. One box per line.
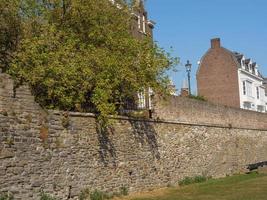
0, 0, 21, 71
3, 0, 178, 122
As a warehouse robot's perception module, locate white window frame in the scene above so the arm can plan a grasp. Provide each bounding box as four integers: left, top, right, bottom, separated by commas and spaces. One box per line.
137, 15, 141, 30
256, 87, 260, 99
242, 81, 246, 95
243, 80, 253, 97
137, 91, 146, 109
142, 15, 146, 33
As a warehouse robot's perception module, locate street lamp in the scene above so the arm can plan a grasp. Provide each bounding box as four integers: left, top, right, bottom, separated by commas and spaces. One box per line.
185, 60, 192, 96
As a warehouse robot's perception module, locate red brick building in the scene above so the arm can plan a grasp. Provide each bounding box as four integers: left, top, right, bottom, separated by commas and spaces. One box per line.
197, 38, 266, 112
130, 0, 155, 39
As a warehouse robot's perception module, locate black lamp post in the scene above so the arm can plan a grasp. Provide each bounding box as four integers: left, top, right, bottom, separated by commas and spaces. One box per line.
185, 60, 192, 96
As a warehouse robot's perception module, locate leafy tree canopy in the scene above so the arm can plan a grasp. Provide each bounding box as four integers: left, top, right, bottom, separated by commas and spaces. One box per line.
0, 0, 21, 71
2, 0, 178, 123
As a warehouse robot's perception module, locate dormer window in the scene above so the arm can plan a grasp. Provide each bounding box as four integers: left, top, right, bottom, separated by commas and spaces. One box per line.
252, 66, 255, 75
245, 64, 249, 71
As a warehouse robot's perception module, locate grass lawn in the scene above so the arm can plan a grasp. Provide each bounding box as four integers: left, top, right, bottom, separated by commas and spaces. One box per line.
115, 173, 267, 200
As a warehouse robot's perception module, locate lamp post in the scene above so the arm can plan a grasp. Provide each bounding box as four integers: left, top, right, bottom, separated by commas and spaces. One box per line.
185, 60, 192, 96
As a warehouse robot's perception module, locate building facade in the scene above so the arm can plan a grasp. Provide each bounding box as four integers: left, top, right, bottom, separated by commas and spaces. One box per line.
263, 78, 267, 96
130, 0, 155, 39
130, 0, 155, 112
109, 0, 154, 39
109, 0, 155, 113
197, 38, 267, 112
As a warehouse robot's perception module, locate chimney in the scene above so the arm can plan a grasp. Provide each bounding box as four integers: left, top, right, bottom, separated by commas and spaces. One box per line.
180, 88, 189, 97
180, 79, 189, 97
211, 38, 221, 49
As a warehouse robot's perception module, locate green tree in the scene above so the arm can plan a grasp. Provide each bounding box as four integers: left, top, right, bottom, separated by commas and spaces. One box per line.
7, 0, 178, 123
0, 0, 21, 72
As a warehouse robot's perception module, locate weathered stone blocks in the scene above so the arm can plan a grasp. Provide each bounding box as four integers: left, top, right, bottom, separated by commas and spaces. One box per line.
0, 72, 267, 199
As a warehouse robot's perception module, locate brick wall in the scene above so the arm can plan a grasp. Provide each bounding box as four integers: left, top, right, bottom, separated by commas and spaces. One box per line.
197, 38, 241, 108
1, 72, 267, 199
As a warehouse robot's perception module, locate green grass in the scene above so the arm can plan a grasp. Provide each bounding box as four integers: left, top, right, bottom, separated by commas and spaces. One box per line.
121, 173, 267, 200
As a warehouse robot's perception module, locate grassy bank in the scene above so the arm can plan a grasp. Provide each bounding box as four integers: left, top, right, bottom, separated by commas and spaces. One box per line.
115, 173, 267, 200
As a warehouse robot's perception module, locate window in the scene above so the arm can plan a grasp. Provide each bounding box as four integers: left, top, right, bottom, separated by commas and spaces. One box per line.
249, 64, 252, 71
142, 15, 146, 33
246, 81, 252, 97
243, 102, 251, 109
256, 87, 260, 99
260, 87, 265, 100
137, 91, 146, 109
245, 64, 249, 71
252, 66, 255, 75
257, 105, 265, 112
137, 15, 141, 30
242, 81, 246, 95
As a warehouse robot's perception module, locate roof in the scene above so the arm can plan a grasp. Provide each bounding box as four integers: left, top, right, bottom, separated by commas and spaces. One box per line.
197, 42, 263, 79
244, 59, 251, 64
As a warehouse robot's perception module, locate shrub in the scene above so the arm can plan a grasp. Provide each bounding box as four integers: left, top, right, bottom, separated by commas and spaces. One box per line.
179, 175, 208, 186
0, 192, 14, 200
79, 187, 128, 200
79, 188, 90, 200
178, 177, 194, 185
119, 186, 128, 196
188, 95, 206, 101
90, 190, 110, 200
194, 175, 207, 183
40, 192, 57, 200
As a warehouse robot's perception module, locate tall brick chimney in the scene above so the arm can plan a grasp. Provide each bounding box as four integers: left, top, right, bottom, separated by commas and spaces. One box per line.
211, 38, 221, 49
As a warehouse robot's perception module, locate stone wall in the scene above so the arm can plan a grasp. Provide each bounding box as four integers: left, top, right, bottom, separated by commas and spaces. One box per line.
1, 72, 267, 199
154, 95, 267, 130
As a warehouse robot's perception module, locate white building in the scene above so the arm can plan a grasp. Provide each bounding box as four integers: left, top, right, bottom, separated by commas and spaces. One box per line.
197, 38, 267, 113
235, 52, 267, 112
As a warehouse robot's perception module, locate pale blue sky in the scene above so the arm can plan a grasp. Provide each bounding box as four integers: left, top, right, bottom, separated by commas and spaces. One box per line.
146, 0, 267, 94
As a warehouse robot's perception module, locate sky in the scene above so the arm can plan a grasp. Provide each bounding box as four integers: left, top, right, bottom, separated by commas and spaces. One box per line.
145, 0, 267, 95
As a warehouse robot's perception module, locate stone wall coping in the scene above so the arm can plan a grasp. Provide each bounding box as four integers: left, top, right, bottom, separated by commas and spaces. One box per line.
49, 110, 267, 131
165, 96, 267, 117
50, 110, 96, 117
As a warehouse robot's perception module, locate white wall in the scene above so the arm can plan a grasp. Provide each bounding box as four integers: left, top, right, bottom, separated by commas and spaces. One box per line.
238, 68, 266, 112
